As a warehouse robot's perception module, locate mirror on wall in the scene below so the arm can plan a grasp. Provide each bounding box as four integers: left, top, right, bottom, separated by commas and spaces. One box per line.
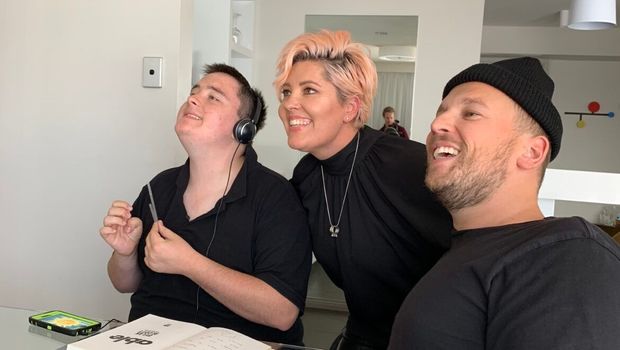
305, 15, 418, 136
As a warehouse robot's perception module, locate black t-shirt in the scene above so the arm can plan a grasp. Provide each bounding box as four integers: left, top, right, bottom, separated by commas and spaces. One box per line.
291, 126, 452, 348
389, 216, 620, 350
128, 146, 312, 345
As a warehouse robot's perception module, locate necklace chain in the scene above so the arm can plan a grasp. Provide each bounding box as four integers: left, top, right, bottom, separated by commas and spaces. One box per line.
320, 132, 360, 238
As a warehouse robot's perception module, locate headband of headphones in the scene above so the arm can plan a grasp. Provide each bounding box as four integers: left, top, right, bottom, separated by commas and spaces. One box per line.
250, 94, 262, 125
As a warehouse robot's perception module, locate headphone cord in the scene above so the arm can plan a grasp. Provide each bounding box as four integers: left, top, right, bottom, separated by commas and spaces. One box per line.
195, 142, 242, 315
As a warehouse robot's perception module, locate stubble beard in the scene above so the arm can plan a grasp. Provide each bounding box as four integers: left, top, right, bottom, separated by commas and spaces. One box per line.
425, 139, 515, 211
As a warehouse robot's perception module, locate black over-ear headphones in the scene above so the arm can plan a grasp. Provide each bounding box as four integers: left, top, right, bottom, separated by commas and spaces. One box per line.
233, 96, 261, 144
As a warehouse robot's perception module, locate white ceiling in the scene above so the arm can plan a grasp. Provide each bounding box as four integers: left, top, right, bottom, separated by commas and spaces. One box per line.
306, 0, 619, 46
305, 15, 418, 64
304, 1, 618, 63
484, 0, 619, 26
305, 15, 418, 46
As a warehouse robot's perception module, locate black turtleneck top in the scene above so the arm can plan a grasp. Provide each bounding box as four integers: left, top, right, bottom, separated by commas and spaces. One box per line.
291, 126, 452, 348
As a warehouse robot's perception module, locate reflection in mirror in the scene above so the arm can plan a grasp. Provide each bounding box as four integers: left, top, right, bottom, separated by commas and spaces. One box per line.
305, 15, 418, 137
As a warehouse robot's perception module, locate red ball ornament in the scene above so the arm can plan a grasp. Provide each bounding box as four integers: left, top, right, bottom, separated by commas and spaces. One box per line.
588, 101, 600, 113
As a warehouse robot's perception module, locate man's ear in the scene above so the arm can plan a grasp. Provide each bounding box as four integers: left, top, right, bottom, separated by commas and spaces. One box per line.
517, 135, 550, 170
343, 96, 361, 122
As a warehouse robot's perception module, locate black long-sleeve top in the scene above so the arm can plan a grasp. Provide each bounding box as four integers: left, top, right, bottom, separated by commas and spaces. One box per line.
291, 126, 452, 348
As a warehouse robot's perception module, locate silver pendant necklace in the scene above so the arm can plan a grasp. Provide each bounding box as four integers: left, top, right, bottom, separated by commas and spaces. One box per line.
320, 132, 360, 238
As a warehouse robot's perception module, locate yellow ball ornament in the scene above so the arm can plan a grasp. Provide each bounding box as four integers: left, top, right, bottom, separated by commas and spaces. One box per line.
576, 119, 586, 128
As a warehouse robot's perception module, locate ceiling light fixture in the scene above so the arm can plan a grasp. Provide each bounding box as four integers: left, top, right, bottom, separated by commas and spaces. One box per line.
378, 46, 416, 62
568, 0, 616, 30
560, 9, 570, 27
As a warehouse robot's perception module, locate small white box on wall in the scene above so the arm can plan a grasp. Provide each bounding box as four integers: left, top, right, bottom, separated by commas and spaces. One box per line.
142, 57, 163, 88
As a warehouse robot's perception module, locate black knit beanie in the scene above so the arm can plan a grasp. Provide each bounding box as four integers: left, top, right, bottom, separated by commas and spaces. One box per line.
442, 57, 563, 161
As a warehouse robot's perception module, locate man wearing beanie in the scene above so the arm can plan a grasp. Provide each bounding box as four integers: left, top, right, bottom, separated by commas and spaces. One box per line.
388, 57, 620, 349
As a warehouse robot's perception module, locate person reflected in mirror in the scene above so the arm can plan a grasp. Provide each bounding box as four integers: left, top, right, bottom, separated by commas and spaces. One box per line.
388, 57, 620, 350
379, 106, 409, 139
100, 63, 311, 345
274, 30, 452, 350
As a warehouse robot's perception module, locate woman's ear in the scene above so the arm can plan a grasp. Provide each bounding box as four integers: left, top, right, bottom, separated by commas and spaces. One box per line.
517, 135, 550, 170
343, 96, 361, 122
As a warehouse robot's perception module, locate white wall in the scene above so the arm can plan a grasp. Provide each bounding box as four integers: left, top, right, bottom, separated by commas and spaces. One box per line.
0, 0, 486, 322
548, 59, 620, 222
252, 0, 485, 178
0, 0, 191, 321
550, 59, 620, 173
482, 26, 620, 223
192, 0, 231, 83
482, 26, 620, 58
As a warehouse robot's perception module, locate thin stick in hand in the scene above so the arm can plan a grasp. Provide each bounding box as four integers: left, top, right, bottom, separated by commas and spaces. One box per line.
147, 182, 158, 222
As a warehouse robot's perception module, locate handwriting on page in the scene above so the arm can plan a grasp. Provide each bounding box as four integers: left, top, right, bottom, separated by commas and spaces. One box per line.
167, 328, 270, 350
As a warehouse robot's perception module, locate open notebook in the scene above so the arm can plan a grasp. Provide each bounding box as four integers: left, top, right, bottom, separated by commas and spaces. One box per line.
67, 314, 271, 350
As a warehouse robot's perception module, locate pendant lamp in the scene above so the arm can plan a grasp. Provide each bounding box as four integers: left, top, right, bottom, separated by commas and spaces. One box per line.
568, 0, 617, 30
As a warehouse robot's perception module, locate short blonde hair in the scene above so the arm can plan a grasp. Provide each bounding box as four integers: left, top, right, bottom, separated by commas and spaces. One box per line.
274, 30, 378, 126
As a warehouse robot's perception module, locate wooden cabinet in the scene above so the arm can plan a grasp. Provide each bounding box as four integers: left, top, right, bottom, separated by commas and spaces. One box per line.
597, 224, 620, 237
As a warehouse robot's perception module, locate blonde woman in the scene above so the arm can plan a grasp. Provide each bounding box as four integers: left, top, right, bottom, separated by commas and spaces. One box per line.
274, 30, 452, 349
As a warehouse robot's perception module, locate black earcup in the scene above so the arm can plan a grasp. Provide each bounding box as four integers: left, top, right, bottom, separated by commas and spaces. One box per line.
233, 92, 261, 144
233, 118, 257, 144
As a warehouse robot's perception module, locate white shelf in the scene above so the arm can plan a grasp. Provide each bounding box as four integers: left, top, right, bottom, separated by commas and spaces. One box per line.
230, 0, 254, 82
231, 0, 254, 54
231, 43, 252, 58
192, 0, 254, 83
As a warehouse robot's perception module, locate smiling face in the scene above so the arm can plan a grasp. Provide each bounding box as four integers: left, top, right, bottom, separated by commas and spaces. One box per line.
175, 72, 242, 151
277, 60, 357, 159
425, 82, 522, 211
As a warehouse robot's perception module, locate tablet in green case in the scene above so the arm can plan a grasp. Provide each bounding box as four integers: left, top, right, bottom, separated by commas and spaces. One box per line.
29, 310, 101, 336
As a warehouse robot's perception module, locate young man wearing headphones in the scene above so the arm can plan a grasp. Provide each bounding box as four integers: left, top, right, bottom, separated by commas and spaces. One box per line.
100, 64, 312, 345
